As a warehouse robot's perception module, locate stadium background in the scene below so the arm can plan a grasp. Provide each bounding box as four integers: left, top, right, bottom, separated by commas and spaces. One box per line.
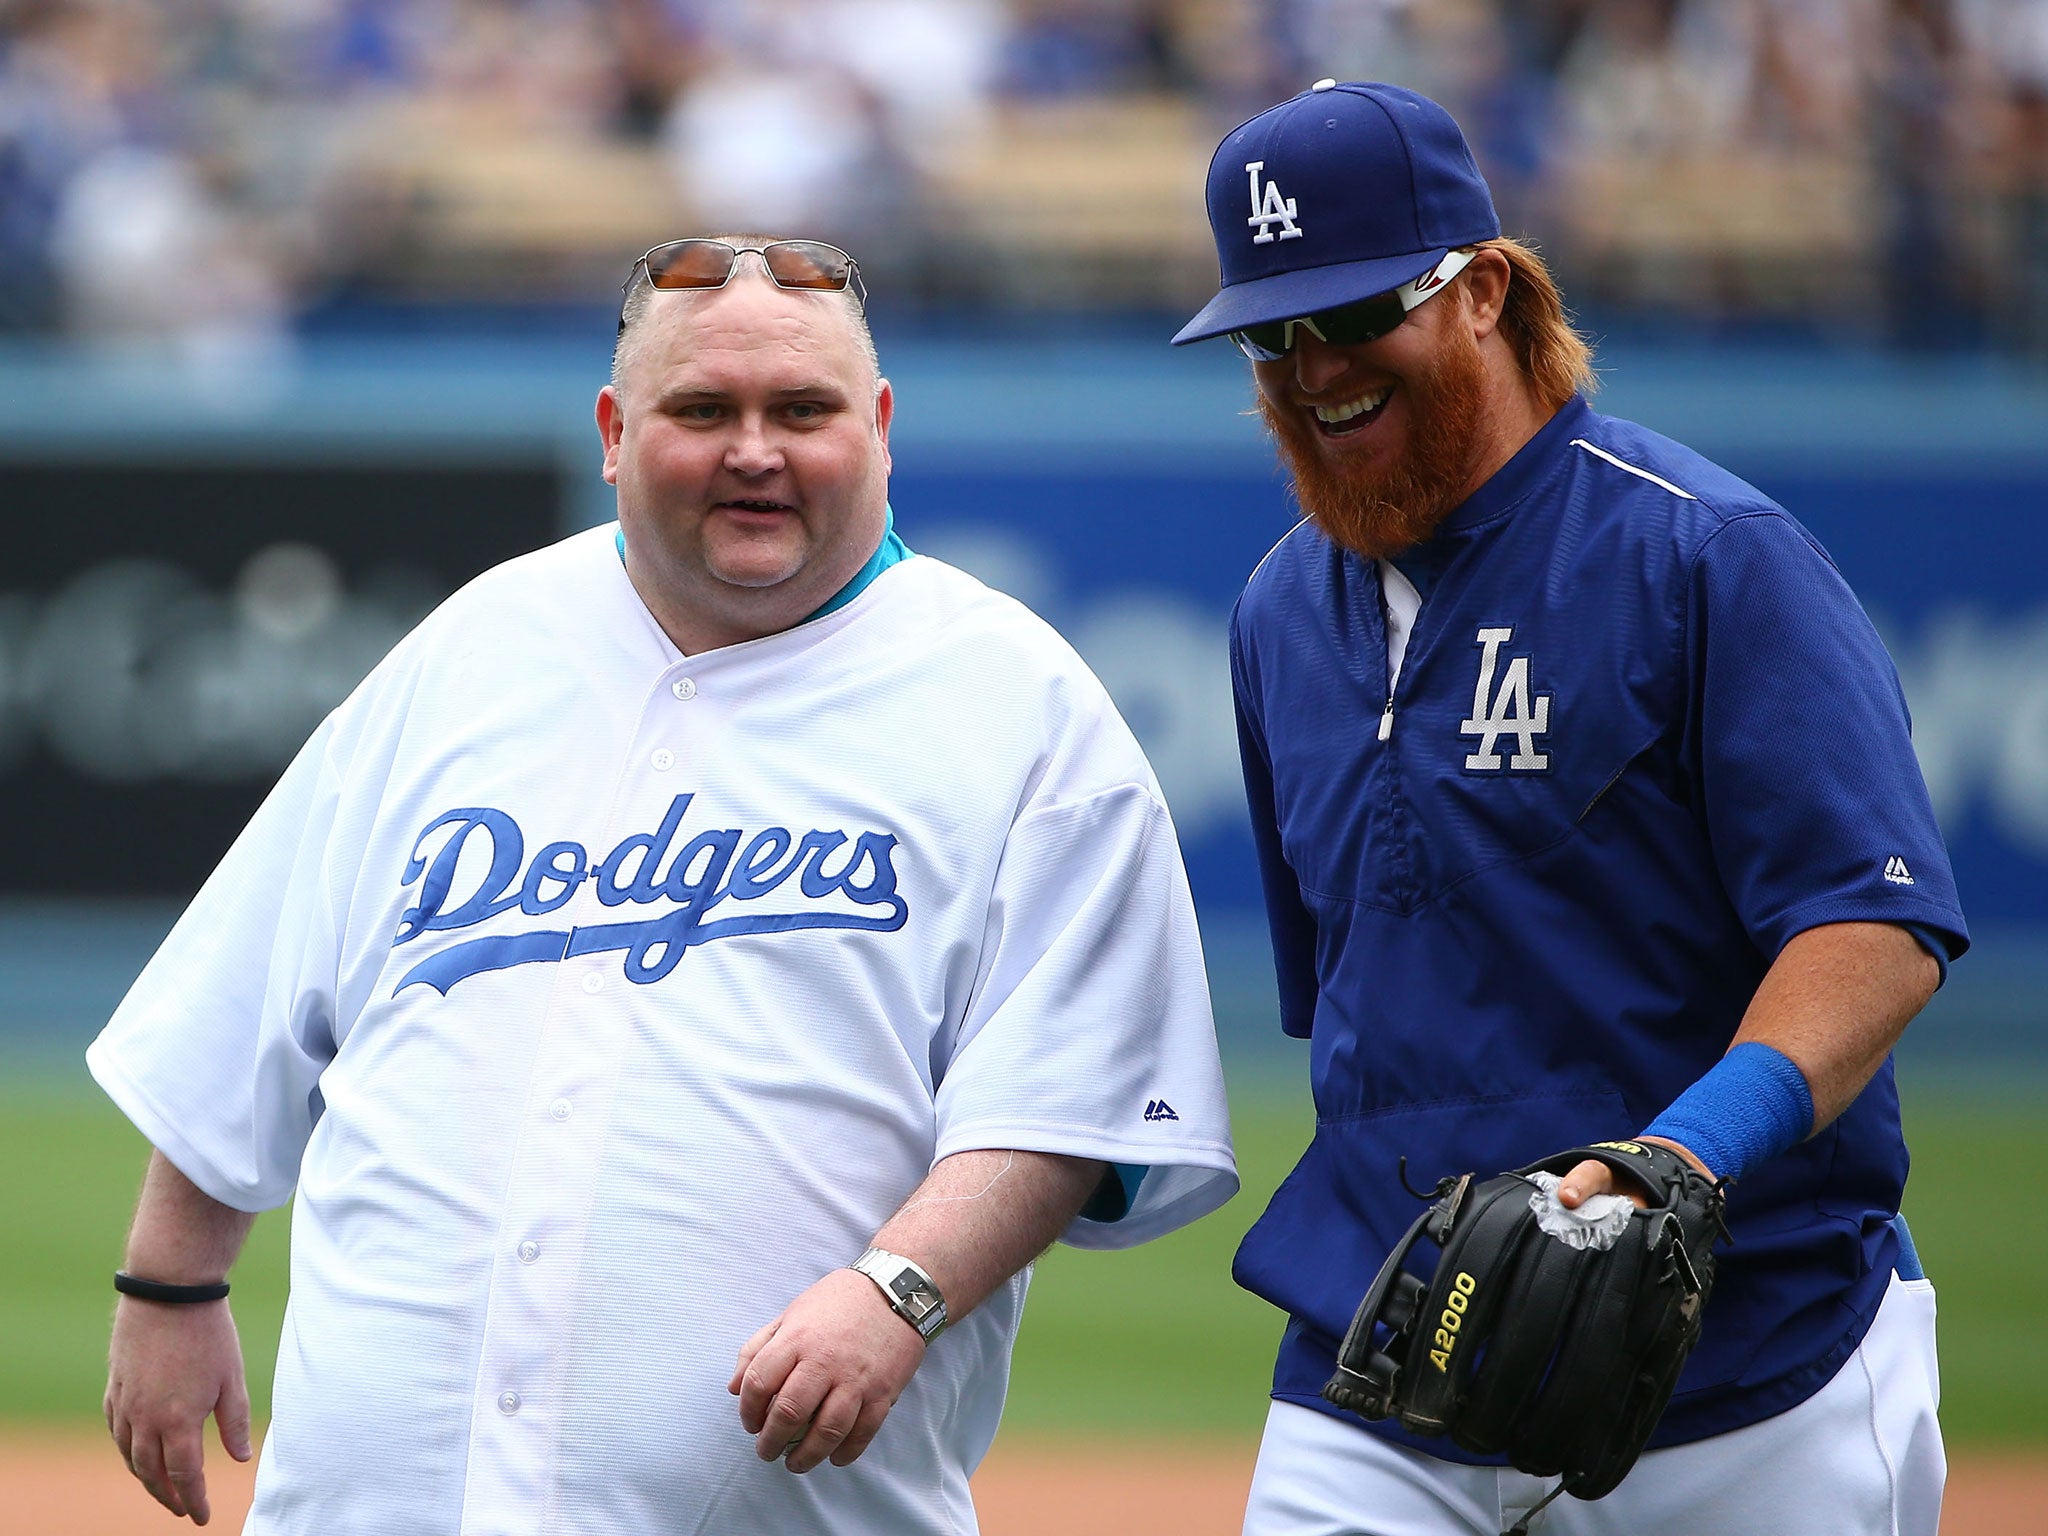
2, 1, 2044, 1530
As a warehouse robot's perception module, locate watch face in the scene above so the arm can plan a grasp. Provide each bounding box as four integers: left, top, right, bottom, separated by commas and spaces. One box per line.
858, 1251, 944, 1337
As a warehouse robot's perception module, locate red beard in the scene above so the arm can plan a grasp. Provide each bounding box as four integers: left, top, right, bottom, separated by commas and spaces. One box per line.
1258, 318, 1489, 561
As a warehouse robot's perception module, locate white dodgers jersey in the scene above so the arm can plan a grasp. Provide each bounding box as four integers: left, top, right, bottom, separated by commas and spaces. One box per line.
89, 524, 1237, 1536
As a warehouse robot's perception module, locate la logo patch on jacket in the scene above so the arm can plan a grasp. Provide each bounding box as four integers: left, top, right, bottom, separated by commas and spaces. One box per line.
1460, 626, 1552, 772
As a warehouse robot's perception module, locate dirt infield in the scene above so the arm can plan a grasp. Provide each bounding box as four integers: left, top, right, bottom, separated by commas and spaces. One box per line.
5, 1428, 2040, 1533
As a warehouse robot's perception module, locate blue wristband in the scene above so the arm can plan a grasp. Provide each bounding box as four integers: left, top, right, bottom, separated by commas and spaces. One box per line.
1642, 1042, 1814, 1185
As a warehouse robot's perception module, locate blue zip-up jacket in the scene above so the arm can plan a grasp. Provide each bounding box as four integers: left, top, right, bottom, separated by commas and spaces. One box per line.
1230, 396, 1968, 1452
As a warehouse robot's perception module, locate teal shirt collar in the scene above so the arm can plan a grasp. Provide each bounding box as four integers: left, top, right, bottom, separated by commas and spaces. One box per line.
613, 504, 915, 625
808, 504, 913, 619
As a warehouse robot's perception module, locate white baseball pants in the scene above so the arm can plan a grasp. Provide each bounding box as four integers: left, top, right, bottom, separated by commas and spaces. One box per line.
1241, 1272, 1942, 1536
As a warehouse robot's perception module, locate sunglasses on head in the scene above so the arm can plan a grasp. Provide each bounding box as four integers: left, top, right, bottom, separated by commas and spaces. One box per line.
1229, 248, 1477, 362
620, 239, 867, 332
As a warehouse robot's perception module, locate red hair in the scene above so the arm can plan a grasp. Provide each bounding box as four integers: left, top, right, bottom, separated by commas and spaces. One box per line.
1480, 237, 1598, 407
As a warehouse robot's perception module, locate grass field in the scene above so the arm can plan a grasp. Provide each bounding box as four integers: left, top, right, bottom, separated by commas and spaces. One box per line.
4, 1071, 2043, 1446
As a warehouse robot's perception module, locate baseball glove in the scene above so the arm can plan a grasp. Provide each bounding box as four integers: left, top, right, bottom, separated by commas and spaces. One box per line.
1322, 1140, 1728, 1504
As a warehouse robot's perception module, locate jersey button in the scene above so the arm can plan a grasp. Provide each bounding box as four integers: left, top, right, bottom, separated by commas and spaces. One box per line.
651, 748, 675, 771
671, 678, 697, 700
517, 1240, 541, 1264
581, 972, 603, 994
549, 1098, 572, 1121
497, 1391, 521, 1415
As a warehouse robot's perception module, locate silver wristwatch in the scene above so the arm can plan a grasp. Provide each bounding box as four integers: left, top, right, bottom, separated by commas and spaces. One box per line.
850, 1246, 948, 1341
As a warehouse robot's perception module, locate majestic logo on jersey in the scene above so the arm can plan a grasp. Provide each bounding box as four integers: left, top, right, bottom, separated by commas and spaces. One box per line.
1460, 626, 1552, 771
1143, 1099, 1180, 1123
389, 793, 907, 995
1245, 161, 1303, 243
1883, 855, 1915, 886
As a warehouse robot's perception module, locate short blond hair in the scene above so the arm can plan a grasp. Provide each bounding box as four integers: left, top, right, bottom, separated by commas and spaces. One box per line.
1478, 236, 1598, 408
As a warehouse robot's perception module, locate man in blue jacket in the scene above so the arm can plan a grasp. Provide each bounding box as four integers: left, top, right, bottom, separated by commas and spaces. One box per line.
1174, 80, 1966, 1536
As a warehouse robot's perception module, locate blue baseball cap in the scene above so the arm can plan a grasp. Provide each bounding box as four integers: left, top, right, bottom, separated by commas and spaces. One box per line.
1172, 80, 1500, 346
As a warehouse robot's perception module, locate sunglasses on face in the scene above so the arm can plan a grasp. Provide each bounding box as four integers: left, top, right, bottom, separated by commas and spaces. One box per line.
619, 239, 868, 330
1228, 248, 1477, 362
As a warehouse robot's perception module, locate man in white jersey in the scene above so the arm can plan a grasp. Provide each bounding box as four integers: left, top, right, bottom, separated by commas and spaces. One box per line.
91, 235, 1237, 1534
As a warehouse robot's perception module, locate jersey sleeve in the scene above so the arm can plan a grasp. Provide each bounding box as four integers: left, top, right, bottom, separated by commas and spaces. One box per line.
86, 710, 361, 1213
931, 780, 1237, 1251
1231, 605, 1320, 1039
1687, 512, 1969, 963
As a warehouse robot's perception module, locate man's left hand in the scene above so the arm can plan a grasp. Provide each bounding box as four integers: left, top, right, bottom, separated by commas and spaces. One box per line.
728, 1266, 926, 1473
1556, 1135, 1713, 1210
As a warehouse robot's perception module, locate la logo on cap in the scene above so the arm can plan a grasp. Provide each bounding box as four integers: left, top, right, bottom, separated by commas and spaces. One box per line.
1245, 161, 1302, 244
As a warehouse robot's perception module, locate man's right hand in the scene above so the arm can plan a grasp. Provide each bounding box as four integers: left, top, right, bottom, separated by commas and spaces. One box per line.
106, 1295, 253, 1525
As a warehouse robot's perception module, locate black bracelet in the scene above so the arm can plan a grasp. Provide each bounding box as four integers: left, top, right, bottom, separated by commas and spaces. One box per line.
115, 1271, 230, 1304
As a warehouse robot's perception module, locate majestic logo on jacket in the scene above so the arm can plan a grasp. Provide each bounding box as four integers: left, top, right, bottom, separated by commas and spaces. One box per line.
1460, 626, 1552, 771
1245, 161, 1303, 243
390, 793, 907, 995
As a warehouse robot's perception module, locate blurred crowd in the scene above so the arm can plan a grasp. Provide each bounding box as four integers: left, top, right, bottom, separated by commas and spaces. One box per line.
2, 0, 2046, 356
